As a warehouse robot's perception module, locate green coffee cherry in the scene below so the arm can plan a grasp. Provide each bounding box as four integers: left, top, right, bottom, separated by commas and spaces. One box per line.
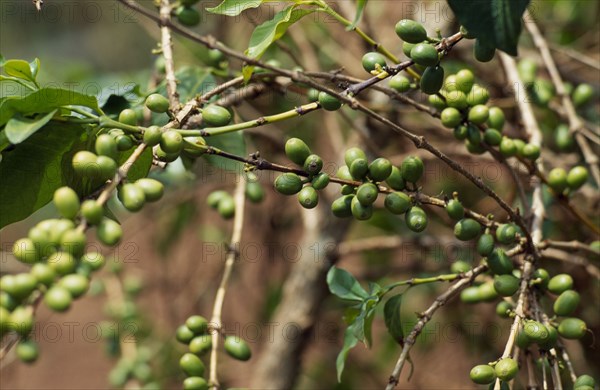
311, 173, 330, 190
176, 7, 200, 27
183, 377, 209, 390
96, 156, 117, 181
118, 109, 138, 126
451, 260, 471, 274
72, 151, 98, 177
274, 173, 303, 195
466, 84, 489, 106
186, 315, 208, 334
546, 168, 568, 193
95, 134, 119, 160
145, 94, 170, 113
331, 195, 354, 218
453, 218, 481, 241
80, 200, 103, 225
344, 147, 367, 167
285, 138, 311, 166
531, 268, 550, 289
143, 126, 162, 146
445, 90, 468, 109
160, 131, 184, 154
402, 42, 416, 58
341, 185, 356, 195
118, 183, 146, 212
470, 364, 496, 385
554, 124, 575, 152
557, 317, 587, 339
351, 196, 373, 220
207, 191, 228, 209
513, 139, 526, 156
487, 248, 514, 275
548, 274, 573, 294
428, 94, 446, 110
224, 336, 252, 361
189, 335, 212, 355
496, 301, 513, 318
206, 48, 226, 67
516, 330, 531, 349
176, 325, 195, 344
180, 353, 205, 376
440, 107, 462, 128
467, 104, 489, 124
12, 238, 40, 264
420, 65, 444, 95
474, 39, 495, 62
494, 358, 518, 381
405, 206, 427, 232
350, 158, 369, 180
16, 339, 39, 364
81, 251, 105, 272
483, 129, 502, 146
356, 183, 379, 206
53, 187, 80, 220
455, 69, 475, 93
369, 158, 392, 182
523, 320, 550, 344
496, 224, 517, 245
384, 192, 411, 215
401, 156, 424, 183
298, 187, 319, 209
44, 286, 73, 312
452, 125, 468, 141
410, 43, 439, 67
477, 281, 498, 302
135, 178, 164, 202
487, 107, 505, 130
567, 166, 588, 190
572, 84, 594, 107
97, 218, 123, 246
59, 229, 86, 257
362, 52, 386, 73
395, 19, 427, 43
574, 375, 596, 389
202, 105, 231, 126
518, 59, 537, 84
59, 274, 89, 298
443, 75, 458, 92
303, 154, 323, 175
217, 195, 235, 219
493, 275, 520, 296
521, 143, 540, 160
539, 325, 558, 350
389, 74, 411, 93
246, 181, 265, 203
460, 286, 481, 304
9, 307, 33, 335
45, 249, 74, 275
499, 137, 517, 157
386, 166, 405, 191
553, 290, 580, 316
307, 88, 320, 102
318, 92, 342, 111
31, 263, 56, 286
446, 199, 464, 220
11, 273, 37, 299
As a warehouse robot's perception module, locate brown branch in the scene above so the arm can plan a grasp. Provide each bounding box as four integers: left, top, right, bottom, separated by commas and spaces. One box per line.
540, 248, 600, 279
208, 180, 246, 389
159, 0, 180, 109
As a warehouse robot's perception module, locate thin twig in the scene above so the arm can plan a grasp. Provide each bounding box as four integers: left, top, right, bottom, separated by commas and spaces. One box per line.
208, 179, 246, 389
540, 248, 600, 279
541, 240, 600, 259
159, 0, 180, 109
525, 13, 600, 186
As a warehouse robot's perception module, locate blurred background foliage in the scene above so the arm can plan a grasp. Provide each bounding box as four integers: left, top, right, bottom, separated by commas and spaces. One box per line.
1, 0, 598, 389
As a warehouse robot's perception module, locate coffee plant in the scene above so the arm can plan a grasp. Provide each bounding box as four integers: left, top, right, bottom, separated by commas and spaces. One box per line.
0, 0, 598, 389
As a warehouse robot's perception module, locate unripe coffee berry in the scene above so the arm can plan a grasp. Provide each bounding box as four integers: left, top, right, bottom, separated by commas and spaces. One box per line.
145, 93, 170, 113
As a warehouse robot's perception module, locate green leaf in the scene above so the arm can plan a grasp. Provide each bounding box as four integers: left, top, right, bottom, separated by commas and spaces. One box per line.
0, 123, 86, 228
3, 59, 35, 83
327, 266, 369, 302
204, 132, 246, 172
206, 0, 264, 16
384, 294, 404, 344
0, 88, 100, 127
243, 5, 314, 79
118, 147, 153, 182
29, 58, 41, 80
348, 0, 368, 30
5, 110, 57, 144
336, 322, 359, 382
448, 0, 530, 55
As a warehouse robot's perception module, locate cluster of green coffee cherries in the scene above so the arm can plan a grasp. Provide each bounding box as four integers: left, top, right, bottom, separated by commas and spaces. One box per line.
517, 58, 595, 109
206, 172, 265, 220
175, 315, 252, 390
